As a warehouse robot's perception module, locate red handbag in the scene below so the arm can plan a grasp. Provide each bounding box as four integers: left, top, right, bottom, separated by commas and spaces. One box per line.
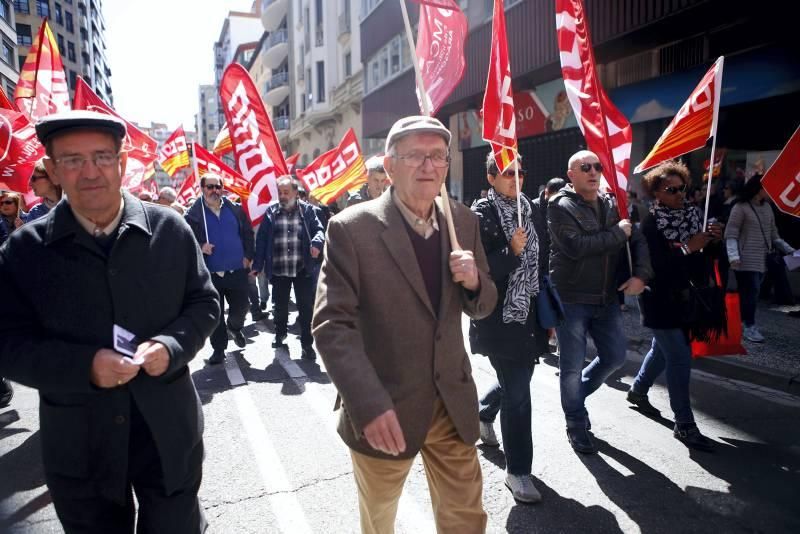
691, 262, 747, 358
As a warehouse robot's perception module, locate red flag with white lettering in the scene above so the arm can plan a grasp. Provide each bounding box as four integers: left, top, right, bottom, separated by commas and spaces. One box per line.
410, 0, 468, 116
481, 0, 517, 173
14, 19, 71, 121
0, 87, 18, 111
762, 126, 800, 218
157, 126, 190, 177
219, 63, 287, 226
0, 108, 46, 203
297, 128, 367, 205
192, 142, 251, 202
556, 0, 632, 217
73, 77, 158, 190
176, 172, 199, 207
285, 153, 300, 175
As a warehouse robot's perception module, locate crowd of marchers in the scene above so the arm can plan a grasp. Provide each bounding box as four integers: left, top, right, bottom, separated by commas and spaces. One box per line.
0, 110, 797, 534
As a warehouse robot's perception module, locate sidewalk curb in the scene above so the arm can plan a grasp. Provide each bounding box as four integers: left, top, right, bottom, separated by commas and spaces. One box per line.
626, 336, 800, 397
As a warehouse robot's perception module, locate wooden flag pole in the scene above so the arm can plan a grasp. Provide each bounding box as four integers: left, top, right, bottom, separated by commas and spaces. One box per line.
399, 0, 461, 251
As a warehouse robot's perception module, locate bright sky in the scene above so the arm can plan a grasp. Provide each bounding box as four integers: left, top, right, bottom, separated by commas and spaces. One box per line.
104, 0, 256, 132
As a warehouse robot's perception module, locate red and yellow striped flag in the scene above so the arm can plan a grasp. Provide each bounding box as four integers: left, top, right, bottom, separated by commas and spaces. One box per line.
157, 126, 190, 176
14, 19, 70, 121
297, 128, 367, 205
213, 123, 233, 157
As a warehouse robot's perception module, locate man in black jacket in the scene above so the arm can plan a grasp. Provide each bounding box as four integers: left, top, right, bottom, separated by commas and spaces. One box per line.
0, 110, 220, 533
185, 173, 255, 364
549, 150, 652, 454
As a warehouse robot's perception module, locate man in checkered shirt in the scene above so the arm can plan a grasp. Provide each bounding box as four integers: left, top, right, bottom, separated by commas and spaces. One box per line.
252, 176, 325, 359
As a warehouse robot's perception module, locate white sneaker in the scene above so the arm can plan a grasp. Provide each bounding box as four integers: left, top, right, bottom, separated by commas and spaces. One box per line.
743, 325, 765, 343
479, 421, 499, 447
504, 474, 542, 504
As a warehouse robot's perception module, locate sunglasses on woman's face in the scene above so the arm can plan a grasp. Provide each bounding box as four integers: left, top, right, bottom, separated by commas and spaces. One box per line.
661, 184, 687, 195
578, 162, 603, 173
1, 200, 16, 205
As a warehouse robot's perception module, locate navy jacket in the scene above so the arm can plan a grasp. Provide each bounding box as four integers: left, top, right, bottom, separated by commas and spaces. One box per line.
253, 200, 325, 278
184, 196, 255, 261
0, 192, 220, 502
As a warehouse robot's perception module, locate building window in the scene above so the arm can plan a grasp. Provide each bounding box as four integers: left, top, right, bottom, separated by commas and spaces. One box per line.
54, 2, 62, 24
68, 69, 76, 89
316, 61, 325, 103
2, 40, 14, 67
364, 33, 414, 95
360, 0, 383, 18
1, 1, 10, 21
390, 38, 400, 74
35, 0, 49, 18
13, 1, 29, 15
314, 0, 323, 46
344, 51, 352, 78
57, 33, 64, 53
67, 40, 75, 61
65, 11, 73, 33
16, 23, 32, 45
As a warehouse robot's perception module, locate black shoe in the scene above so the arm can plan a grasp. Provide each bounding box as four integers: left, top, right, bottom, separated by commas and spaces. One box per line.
627, 390, 661, 417
230, 328, 246, 348
674, 425, 715, 452
207, 350, 225, 365
251, 310, 268, 322
272, 335, 287, 348
301, 346, 316, 360
0, 378, 13, 408
260, 301, 268, 311
566, 427, 597, 454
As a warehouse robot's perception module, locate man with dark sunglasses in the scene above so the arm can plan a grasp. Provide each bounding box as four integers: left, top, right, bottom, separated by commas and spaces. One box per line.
185, 173, 255, 364
548, 150, 652, 454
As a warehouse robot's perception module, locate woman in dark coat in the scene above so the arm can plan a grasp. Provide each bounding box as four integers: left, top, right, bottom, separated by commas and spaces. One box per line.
627, 161, 723, 451
469, 152, 546, 503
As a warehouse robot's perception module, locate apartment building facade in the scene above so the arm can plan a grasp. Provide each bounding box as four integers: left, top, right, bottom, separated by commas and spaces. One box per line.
0, 1, 19, 96
13, 0, 113, 104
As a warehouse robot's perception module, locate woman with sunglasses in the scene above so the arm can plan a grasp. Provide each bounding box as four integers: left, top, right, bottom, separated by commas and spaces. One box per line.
0, 192, 25, 246
627, 161, 723, 451
469, 152, 545, 503
724, 174, 796, 343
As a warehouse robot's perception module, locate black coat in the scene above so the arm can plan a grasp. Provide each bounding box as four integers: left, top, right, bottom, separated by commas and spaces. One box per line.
548, 185, 653, 305
468, 196, 547, 360
0, 192, 220, 502
531, 190, 551, 278
639, 213, 719, 330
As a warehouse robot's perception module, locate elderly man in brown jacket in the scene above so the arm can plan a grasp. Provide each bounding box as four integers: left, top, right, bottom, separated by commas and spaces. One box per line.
312, 116, 498, 534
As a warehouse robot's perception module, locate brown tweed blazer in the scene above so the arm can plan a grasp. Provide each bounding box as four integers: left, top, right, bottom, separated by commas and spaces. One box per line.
312, 189, 498, 460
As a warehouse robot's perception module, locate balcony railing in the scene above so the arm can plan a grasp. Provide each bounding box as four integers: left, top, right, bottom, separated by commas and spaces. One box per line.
268, 29, 288, 48
266, 71, 289, 92
273, 116, 290, 131
338, 13, 351, 37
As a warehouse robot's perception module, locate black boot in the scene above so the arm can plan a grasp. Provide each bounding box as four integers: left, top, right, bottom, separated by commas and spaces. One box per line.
0, 378, 13, 408
674, 424, 715, 452
566, 427, 597, 454
627, 389, 661, 417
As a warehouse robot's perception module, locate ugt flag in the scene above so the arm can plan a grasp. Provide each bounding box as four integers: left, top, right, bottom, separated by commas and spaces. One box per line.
481, 0, 517, 173
14, 19, 70, 121
557, 0, 632, 217
411, 0, 468, 115
297, 128, 367, 205
193, 142, 251, 203
762, 125, 800, 218
0, 108, 46, 201
213, 123, 233, 157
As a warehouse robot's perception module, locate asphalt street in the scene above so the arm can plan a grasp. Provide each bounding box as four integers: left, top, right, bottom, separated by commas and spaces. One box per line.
1, 309, 799, 533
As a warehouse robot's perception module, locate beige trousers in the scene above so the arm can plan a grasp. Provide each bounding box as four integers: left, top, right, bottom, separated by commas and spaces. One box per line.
349, 398, 487, 534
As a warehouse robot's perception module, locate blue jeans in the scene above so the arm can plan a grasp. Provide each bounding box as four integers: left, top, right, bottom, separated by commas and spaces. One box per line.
735, 270, 764, 327
631, 328, 695, 427
478, 356, 535, 475
556, 302, 627, 429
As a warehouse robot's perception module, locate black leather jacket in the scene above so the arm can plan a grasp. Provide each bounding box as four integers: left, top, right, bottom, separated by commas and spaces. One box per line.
548, 185, 652, 305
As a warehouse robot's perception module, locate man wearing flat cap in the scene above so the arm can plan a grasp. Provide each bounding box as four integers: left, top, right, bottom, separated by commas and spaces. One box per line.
313, 115, 498, 533
0, 110, 220, 533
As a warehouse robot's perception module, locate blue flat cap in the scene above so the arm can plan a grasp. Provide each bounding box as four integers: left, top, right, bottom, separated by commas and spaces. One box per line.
35, 110, 127, 144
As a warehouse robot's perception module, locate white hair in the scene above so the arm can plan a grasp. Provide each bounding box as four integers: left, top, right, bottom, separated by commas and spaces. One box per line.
568, 150, 599, 170
365, 155, 385, 173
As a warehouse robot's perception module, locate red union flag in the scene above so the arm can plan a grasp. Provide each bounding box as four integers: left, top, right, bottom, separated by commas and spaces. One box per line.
285, 153, 300, 175
192, 142, 251, 202
158, 126, 190, 176
297, 128, 367, 205
0, 108, 46, 201
219, 63, 288, 225
0, 87, 18, 111
634, 57, 724, 174
762, 126, 800, 218
176, 172, 199, 206
73, 77, 158, 190
556, 0, 632, 217
481, 0, 517, 173
411, 0, 468, 115
14, 19, 71, 121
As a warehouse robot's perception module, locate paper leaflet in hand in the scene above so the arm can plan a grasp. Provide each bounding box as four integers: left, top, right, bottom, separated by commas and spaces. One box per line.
113, 325, 144, 364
